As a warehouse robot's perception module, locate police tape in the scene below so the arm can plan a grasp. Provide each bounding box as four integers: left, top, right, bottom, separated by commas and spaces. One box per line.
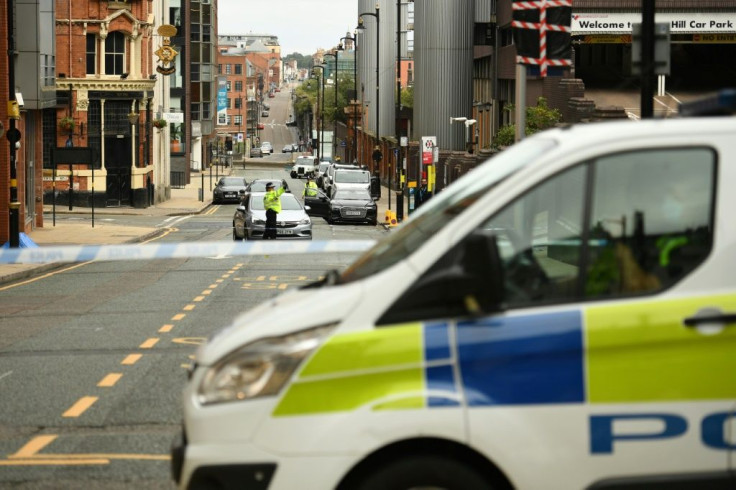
0, 240, 376, 265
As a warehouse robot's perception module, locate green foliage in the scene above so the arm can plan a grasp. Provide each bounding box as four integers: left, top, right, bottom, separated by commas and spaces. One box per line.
492, 97, 562, 149
293, 73, 356, 126
283, 52, 313, 69
400, 85, 413, 109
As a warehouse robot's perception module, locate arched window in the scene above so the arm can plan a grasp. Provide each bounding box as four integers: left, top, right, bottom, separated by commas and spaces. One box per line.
105, 31, 126, 75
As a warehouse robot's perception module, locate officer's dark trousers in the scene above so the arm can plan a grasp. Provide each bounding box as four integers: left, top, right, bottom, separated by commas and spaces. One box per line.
265, 209, 278, 239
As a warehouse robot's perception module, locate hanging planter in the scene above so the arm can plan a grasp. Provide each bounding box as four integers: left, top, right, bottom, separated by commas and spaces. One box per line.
59, 117, 75, 132
152, 118, 168, 129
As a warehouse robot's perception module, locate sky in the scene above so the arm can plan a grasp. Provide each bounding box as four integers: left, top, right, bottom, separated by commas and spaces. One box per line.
217, 0, 359, 56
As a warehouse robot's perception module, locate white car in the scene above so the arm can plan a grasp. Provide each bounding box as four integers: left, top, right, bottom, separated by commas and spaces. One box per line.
174, 103, 736, 489
290, 155, 318, 179
260, 141, 273, 155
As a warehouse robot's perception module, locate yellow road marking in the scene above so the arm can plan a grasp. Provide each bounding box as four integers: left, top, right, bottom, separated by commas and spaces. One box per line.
172, 313, 186, 321
159, 324, 174, 333
172, 337, 206, 346
62, 397, 98, 418
10, 435, 57, 458
0, 262, 92, 291
141, 227, 177, 244
203, 289, 213, 294
0, 227, 178, 292
193, 296, 205, 302
97, 373, 122, 387
121, 354, 142, 365
0, 458, 109, 466
183, 304, 195, 311
215, 279, 224, 283
139, 338, 159, 349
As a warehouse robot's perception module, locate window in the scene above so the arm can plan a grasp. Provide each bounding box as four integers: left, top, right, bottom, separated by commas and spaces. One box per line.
86, 34, 97, 75
218, 64, 222, 74
235, 64, 242, 75
234, 115, 242, 126
484, 165, 586, 307
482, 147, 715, 307
105, 31, 126, 75
585, 149, 714, 298
234, 98, 242, 109
226, 81, 231, 91
235, 81, 243, 92
225, 64, 231, 75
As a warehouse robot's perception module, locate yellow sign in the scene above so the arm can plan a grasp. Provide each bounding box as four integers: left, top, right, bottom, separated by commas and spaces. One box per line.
693, 34, 736, 43
581, 35, 632, 44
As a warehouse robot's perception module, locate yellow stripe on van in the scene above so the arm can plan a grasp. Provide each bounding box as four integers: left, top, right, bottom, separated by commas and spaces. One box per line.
274, 324, 424, 416
586, 294, 736, 403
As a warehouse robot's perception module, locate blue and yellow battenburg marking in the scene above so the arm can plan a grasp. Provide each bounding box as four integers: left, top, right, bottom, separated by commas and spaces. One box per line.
274, 295, 736, 416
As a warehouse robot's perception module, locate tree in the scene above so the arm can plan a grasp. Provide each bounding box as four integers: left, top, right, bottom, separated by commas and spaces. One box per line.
400, 85, 413, 109
492, 97, 562, 149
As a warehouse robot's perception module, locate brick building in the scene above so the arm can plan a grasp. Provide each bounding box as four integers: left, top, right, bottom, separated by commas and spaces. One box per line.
48, 1, 158, 209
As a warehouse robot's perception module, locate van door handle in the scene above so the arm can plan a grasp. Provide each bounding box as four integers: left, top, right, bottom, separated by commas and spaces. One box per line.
683, 309, 736, 328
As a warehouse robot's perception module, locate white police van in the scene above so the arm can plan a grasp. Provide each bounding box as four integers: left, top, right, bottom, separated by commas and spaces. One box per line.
172, 100, 736, 489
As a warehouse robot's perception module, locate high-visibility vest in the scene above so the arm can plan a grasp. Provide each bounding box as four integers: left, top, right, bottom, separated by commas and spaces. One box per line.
263, 187, 285, 212
303, 181, 318, 197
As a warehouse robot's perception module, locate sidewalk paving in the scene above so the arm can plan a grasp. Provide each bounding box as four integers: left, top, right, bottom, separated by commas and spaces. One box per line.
0, 162, 409, 285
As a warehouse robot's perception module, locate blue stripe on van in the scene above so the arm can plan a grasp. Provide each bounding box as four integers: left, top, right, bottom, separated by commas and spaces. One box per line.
456, 310, 585, 406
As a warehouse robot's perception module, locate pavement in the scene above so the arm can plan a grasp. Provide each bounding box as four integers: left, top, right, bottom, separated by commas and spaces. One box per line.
0, 159, 409, 286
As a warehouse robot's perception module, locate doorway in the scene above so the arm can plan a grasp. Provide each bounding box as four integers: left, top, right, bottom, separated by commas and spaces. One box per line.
105, 135, 131, 206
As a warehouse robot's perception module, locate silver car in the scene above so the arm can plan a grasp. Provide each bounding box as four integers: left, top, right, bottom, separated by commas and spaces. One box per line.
232, 192, 312, 240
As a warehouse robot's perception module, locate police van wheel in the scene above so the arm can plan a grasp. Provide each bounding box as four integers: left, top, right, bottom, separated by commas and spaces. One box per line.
354, 455, 492, 490
232, 228, 242, 241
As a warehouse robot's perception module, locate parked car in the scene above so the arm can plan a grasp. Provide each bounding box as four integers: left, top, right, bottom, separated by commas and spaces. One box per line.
257, 123, 265, 130
232, 192, 312, 240
212, 176, 248, 204
323, 163, 362, 196
286, 119, 297, 127
329, 168, 372, 198
250, 146, 262, 158
282, 144, 294, 153
261, 103, 270, 111
268, 92, 275, 98
261, 110, 269, 117
260, 142, 273, 155
245, 178, 289, 193
305, 187, 377, 225
290, 155, 318, 178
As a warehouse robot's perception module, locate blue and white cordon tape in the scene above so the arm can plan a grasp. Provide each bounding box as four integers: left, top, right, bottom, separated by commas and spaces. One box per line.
0, 240, 376, 265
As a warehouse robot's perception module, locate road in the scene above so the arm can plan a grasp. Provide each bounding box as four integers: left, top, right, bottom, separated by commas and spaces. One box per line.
0, 165, 386, 488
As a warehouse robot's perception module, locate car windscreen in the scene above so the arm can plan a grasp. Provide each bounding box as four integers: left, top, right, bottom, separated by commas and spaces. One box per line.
250, 194, 302, 211
335, 171, 369, 184
220, 178, 244, 186
334, 189, 371, 201
339, 137, 557, 284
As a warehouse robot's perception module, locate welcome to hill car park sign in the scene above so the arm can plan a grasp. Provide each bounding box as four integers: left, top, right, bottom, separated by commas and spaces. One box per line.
572, 13, 736, 34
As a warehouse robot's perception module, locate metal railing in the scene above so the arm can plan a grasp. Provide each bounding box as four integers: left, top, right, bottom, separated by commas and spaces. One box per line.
171, 171, 186, 189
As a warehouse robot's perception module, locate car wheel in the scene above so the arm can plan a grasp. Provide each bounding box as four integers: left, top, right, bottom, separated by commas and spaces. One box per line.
369, 219, 378, 226
351, 455, 495, 490
232, 227, 241, 241
290, 171, 297, 178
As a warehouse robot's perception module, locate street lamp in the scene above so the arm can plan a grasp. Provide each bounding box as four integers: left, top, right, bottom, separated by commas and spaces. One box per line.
312, 65, 326, 159
324, 51, 338, 160
340, 34, 357, 163
357, 2, 380, 172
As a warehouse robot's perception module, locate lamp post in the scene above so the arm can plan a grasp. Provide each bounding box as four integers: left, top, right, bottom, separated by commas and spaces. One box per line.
323, 51, 338, 160
357, 2, 380, 172
340, 34, 357, 163
312, 65, 326, 160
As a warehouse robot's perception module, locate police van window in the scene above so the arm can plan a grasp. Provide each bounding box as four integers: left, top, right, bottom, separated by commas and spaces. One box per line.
483, 164, 586, 307
585, 148, 715, 298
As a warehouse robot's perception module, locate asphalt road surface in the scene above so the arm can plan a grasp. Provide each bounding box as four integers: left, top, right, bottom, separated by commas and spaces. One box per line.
0, 164, 386, 488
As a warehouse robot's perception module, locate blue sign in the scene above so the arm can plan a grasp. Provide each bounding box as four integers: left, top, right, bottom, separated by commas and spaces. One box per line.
216, 78, 228, 126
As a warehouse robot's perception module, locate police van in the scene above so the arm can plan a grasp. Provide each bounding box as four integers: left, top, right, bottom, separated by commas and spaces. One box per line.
172, 108, 736, 489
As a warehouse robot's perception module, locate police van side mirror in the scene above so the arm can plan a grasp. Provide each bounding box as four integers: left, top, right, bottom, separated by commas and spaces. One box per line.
376, 231, 504, 326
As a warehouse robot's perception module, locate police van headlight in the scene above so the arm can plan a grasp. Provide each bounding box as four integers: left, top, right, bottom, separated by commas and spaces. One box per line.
299, 218, 310, 225
197, 324, 335, 406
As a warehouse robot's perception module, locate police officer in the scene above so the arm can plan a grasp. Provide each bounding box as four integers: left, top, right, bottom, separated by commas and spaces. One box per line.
263, 182, 285, 239
303, 176, 318, 199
